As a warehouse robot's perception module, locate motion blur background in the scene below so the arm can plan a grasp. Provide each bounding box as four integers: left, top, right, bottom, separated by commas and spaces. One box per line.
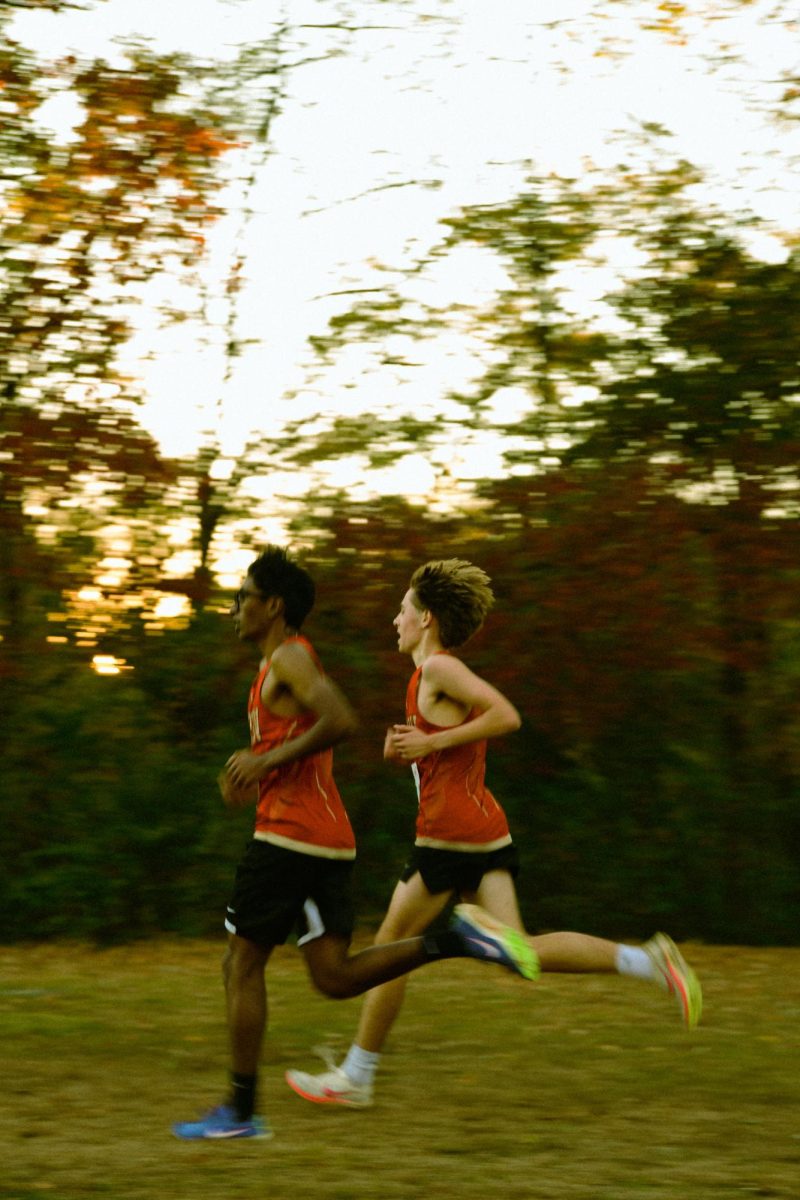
2, 0, 799, 945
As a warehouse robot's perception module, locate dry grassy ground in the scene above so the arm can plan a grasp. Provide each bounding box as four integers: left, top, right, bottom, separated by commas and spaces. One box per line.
2, 938, 798, 1200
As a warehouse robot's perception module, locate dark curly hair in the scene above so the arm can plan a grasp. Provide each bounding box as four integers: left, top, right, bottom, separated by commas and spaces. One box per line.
248, 546, 315, 629
409, 559, 494, 648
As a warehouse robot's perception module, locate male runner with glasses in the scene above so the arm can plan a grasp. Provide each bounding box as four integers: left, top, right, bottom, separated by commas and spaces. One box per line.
173, 548, 537, 1140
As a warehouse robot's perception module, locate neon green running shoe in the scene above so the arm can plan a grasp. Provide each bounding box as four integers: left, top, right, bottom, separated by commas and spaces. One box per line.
644, 932, 703, 1029
451, 904, 540, 981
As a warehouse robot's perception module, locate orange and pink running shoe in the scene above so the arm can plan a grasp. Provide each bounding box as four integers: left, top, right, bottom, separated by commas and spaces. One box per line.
644, 932, 703, 1029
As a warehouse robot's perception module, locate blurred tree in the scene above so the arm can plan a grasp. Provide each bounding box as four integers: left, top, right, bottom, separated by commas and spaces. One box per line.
445, 169, 800, 939
0, 8, 238, 682
0, 7, 254, 938
0, 627, 252, 942
284, 158, 800, 941
3, 2, 799, 944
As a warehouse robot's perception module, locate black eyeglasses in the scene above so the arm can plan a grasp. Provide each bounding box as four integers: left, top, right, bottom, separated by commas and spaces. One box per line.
233, 585, 264, 608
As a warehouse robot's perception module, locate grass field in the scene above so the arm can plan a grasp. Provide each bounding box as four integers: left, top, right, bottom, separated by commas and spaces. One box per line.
2, 937, 798, 1199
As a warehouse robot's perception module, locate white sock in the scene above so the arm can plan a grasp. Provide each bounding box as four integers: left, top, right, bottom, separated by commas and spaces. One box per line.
342, 1044, 380, 1087
615, 944, 659, 983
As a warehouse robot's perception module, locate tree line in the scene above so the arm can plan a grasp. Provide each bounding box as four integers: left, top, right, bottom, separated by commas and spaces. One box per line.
1, 2, 798, 944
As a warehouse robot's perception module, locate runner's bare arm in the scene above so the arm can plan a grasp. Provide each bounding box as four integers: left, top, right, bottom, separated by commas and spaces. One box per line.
226, 642, 358, 786
389, 654, 520, 761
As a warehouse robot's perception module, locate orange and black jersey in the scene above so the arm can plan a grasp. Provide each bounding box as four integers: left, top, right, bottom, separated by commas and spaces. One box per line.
248, 636, 355, 859
405, 656, 511, 852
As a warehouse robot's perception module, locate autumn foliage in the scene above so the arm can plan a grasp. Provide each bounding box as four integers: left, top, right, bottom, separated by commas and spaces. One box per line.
1, 8, 798, 945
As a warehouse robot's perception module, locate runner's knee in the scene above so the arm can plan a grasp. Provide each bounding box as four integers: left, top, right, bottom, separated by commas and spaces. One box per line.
225, 937, 267, 986
308, 962, 357, 1000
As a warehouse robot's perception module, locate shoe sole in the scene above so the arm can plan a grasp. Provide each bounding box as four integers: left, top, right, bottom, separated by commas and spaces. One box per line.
201, 1128, 273, 1140
284, 1070, 372, 1109
173, 1126, 273, 1140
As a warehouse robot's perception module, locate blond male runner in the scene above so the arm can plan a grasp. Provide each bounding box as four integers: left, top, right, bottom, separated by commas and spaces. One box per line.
285, 559, 702, 1109
174, 549, 537, 1141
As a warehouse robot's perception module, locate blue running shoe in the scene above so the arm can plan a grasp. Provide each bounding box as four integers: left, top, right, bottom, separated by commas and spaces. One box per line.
173, 1104, 272, 1141
450, 904, 540, 981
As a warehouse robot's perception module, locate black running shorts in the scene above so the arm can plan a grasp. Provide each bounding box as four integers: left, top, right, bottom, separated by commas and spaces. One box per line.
225, 839, 355, 949
400, 843, 519, 896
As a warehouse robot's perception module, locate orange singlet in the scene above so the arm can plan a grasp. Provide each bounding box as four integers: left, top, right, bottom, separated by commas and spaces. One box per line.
248, 636, 355, 859
405, 656, 512, 852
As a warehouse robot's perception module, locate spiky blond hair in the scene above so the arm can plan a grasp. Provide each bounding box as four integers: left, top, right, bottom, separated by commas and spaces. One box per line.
409, 559, 494, 648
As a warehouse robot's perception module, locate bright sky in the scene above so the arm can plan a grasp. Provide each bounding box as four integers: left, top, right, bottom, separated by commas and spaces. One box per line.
11, 0, 800, 488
